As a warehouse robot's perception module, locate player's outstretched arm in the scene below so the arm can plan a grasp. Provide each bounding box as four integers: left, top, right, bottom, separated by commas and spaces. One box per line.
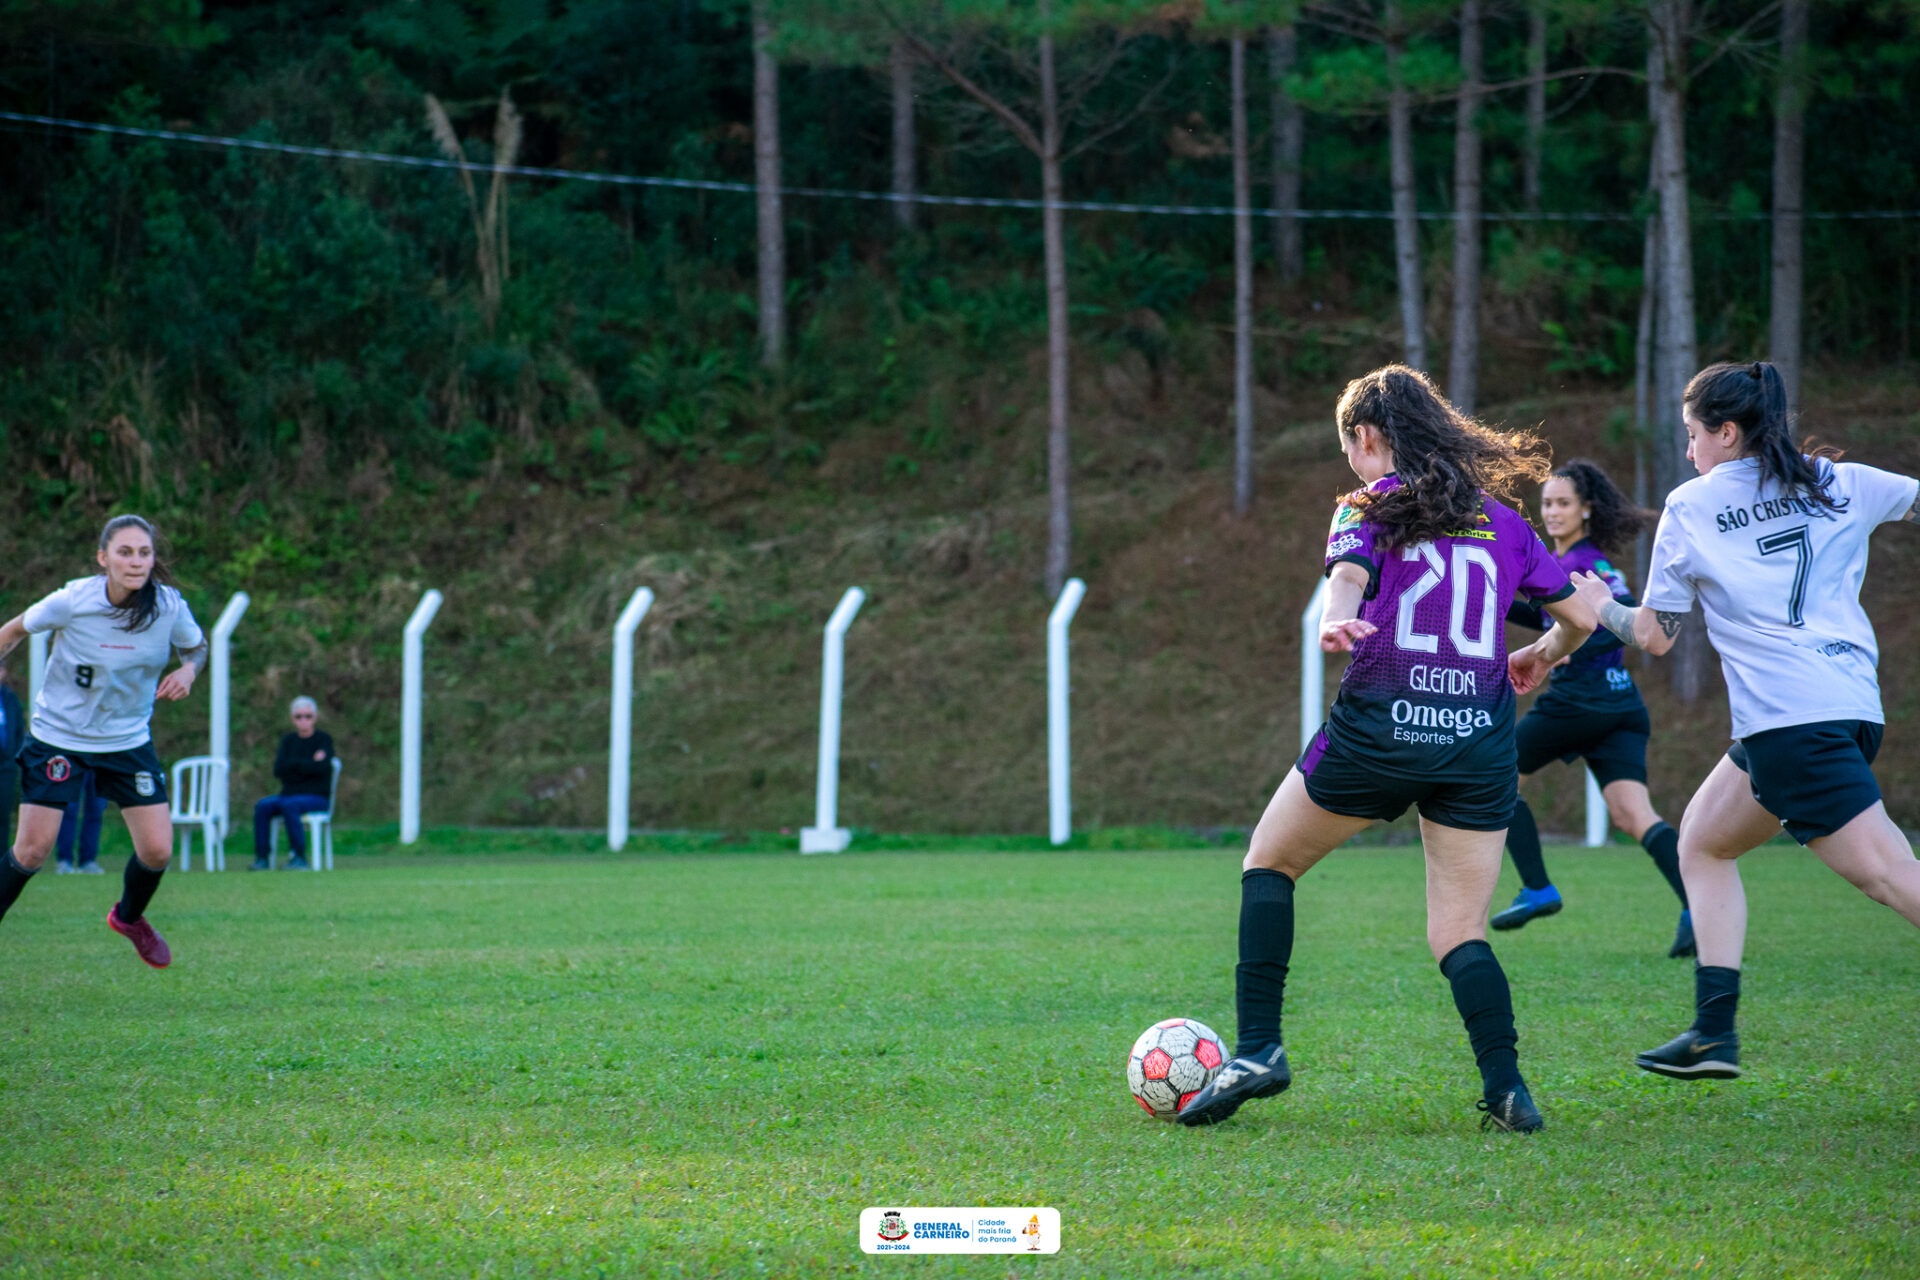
1318, 561, 1377, 653
1507, 592, 1597, 693
0, 615, 25, 665
1570, 571, 1681, 656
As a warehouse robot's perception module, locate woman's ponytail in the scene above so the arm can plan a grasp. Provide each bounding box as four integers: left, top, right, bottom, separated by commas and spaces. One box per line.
1683, 360, 1844, 512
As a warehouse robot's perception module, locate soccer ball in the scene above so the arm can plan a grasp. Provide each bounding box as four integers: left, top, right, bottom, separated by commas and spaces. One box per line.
1125, 1017, 1226, 1119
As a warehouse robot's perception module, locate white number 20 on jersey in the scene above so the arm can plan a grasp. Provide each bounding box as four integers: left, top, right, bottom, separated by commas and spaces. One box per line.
1395, 542, 1499, 659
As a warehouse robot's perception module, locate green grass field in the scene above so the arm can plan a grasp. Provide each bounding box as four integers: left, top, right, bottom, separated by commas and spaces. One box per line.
3, 842, 1916, 1278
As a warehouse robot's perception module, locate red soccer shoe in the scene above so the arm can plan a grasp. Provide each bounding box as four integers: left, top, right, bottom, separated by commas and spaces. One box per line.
107, 905, 172, 969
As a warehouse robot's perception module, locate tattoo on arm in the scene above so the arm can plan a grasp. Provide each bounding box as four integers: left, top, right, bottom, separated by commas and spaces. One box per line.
1597, 599, 1640, 648
1905, 495, 1920, 524
179, 641, 209, 674
1655, 610, 1686, 640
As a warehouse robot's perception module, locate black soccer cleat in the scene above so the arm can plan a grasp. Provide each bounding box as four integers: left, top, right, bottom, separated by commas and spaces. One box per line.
1477, 1084, 1544, 1133
1634, 1027, 1740, 1080
1175, 1043, 1291, 1126
1667, 909, 1696, 959
1490, 886, 1562, 931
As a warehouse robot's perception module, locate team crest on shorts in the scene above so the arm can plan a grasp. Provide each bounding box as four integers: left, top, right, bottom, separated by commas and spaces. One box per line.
135, 772, 156, 798
46, 756, 72, 783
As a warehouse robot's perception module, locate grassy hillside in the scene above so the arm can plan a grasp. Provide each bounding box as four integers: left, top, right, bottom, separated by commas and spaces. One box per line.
9, 338, 1916, 840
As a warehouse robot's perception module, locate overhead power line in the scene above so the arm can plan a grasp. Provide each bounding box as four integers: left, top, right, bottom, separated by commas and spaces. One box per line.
4, 110, 1917, 222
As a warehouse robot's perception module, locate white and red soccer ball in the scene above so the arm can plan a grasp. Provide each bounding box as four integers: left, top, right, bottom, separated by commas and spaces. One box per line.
1125, 1017, 1227, 1119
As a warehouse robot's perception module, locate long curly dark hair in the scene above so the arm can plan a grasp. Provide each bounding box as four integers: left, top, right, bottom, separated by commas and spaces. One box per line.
1551, 459, 1649, 557
1335, 365, 1552, 549
1686, 360, 1846, 512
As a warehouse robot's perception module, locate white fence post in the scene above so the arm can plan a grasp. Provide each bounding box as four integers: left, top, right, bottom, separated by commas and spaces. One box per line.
1047, 578, 1087, 846
1299, 578, 1329, 751
29, 632, 47, 706
1584, 768, 1607, 847
800, 587, 866, 854
208, 592, 250, 841
400, 589, 443, 845
607, 587, 655, 852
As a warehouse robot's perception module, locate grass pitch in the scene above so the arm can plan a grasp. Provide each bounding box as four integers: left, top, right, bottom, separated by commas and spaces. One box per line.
3, 842, 1916, 1278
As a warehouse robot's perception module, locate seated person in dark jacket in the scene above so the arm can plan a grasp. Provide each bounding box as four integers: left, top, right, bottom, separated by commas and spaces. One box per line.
252, 696, 336, 870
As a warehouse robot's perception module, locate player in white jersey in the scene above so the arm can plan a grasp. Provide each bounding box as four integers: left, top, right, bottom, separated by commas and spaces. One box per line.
1571, 361, 1920, 1080
0, 515, 207, 967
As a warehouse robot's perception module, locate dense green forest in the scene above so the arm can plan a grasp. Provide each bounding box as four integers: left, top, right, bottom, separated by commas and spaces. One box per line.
2, 1, 1918, 835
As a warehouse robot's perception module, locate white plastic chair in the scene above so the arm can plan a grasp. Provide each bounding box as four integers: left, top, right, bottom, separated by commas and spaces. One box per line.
269, 756, 342, 870
170, 756, 228, 872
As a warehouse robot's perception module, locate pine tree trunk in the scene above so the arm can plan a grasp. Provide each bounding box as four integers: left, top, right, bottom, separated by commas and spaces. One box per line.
1523, 3, 1546, 213
891, 37, 916, 231
1634, 210, 1657, 589
1040, 18, 1071, 598
1448, 0, 1483, 413
1385, 2, 1426, 371
1770, 0, 1808, 419
753, 5, 785, 368
1649, 0, 1706, 700
1232, 35, 1255, 515
1267, 24, 1303, 283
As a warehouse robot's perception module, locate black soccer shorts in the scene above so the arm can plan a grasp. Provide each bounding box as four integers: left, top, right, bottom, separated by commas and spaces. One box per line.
1728, 719, 1884, 845
18, 736, 169, 810
1298, 726, 1518, 832
1515, 701, 1651, 788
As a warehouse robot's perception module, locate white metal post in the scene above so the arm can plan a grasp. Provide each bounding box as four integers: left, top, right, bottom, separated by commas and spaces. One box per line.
400, 589, 443, 845
607, 587, 655, 852
1584, 768, 1607, 847
800, 587, 866, 854
1300, 578, 1330, 751
208, 592, 250, 841
29, 632, 47, 706
1047, 578, 1087, 846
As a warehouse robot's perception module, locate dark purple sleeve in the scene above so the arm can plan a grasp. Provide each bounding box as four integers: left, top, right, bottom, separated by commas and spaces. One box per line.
1516, 526, 1574, 604
1323, 500, 1383, 594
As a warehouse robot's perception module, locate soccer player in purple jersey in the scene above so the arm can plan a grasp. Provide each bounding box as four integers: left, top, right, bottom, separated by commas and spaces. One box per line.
1493, 460, 1694, 957
1178, 366, 1596, 1134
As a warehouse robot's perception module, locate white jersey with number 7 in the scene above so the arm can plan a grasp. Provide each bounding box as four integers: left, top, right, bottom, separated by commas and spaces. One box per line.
1642, 456, 1918, 740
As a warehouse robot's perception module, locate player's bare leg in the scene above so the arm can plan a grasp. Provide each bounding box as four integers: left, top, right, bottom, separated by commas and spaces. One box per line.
1636, 757, 1777, 1080
1179, 771, 1371, 1126
1810, 802, 1920, 929
0, 805, 68, 924
1423, 819, 1541, 1132
107, 804, 174, 968
1603, 778, 1693, 955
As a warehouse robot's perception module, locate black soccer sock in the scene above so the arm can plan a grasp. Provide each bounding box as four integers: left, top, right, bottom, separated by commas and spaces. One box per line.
1639, 821, 1688, 907
117, 854, 166, 925
1233, 869, 1295, 1059
1439, 940, 1524, 1097
0, 850, 38, 923
1692, 965, 1740, 1038
1506, 798, 1552, 892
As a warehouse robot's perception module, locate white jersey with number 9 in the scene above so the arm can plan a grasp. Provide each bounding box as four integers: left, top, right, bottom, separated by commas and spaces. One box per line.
22, 576, 205, 753
1642, 456, 1918, 740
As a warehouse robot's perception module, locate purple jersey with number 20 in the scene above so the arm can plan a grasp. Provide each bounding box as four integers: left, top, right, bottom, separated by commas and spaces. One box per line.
1320, 475, 1574, 777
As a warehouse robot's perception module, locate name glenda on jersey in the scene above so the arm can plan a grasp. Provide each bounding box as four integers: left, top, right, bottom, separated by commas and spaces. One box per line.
22, 576, 205, 753
1323, 477, 1573, 776
1643, 456, 1918, 740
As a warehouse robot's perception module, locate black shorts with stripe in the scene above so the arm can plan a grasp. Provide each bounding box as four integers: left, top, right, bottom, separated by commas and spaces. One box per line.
17, 735, 169, 810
